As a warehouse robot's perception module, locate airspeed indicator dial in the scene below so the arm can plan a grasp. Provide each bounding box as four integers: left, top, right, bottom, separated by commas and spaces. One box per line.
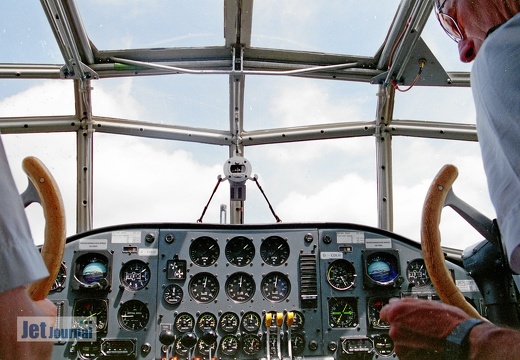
326, 259, 356, 290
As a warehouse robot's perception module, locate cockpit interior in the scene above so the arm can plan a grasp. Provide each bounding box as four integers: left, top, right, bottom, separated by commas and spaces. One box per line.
2, 0, 518, 359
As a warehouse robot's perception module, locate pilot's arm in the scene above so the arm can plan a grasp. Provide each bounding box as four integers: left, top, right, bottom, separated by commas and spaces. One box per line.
0, 135, 55, 359
381, 297, 520, 359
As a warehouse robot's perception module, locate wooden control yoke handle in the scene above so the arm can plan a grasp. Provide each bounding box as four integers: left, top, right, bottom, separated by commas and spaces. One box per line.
22, 156, 66, 301
421, 164, 486, 321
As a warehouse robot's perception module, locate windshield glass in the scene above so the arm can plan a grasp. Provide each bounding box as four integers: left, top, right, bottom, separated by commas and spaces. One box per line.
0, 1, 491, 252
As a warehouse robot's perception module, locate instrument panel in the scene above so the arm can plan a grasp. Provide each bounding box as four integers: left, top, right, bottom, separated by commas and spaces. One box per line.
47, 223, 483, 360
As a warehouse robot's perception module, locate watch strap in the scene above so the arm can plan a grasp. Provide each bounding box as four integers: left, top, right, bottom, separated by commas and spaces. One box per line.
445, 318, 484, 360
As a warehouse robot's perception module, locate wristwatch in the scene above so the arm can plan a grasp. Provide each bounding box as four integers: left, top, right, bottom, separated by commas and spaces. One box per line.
445, 318, 484, 360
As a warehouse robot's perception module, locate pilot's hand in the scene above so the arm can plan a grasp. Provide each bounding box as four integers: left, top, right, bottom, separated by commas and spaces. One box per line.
0, 286, 56, 360
380, 297, 470, 359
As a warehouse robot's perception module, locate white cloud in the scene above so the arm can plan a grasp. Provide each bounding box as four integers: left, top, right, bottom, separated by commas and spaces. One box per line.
92, 134, 228, 227
277, 172, 378, 225
0, 81, 75, 116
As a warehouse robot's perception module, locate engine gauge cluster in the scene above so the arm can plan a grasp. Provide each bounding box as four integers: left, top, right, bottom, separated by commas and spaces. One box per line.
48, 224, 484, 360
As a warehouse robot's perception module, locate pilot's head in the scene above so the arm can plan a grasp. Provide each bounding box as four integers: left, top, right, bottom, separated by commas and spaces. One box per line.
434, 0, 519, 62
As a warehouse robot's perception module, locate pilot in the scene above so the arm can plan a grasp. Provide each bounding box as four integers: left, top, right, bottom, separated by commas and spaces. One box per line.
0, 136, 56, 359
381, 0, 520, 359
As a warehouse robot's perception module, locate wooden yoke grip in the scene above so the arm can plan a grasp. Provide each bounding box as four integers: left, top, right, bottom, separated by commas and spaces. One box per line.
421, 164, 486, 320
23, 156, 66, 301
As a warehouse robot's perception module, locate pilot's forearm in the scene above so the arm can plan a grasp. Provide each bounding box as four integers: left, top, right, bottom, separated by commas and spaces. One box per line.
470, 322, 520, 359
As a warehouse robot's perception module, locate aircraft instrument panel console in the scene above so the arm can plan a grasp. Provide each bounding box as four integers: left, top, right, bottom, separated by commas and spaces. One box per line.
47, 223, 483, 360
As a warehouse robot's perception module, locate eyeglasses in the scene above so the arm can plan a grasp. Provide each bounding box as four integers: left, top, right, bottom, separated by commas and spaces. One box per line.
434, 0, 464, 43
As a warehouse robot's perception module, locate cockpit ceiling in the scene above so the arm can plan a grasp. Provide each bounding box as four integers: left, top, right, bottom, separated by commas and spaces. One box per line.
1, 0, 471, 85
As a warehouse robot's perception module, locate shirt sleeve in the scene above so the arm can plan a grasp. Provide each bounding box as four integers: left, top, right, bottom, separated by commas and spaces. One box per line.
0, 135, 49, 293
471, 13, 520, 273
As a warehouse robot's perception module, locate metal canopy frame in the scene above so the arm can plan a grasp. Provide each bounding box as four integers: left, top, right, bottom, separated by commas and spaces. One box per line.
0, 0, 475, 233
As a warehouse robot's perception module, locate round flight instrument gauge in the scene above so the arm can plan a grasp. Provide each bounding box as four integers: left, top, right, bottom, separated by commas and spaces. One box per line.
219, 334, 239, 356
118, 299, 149, 331
365, 252, 399, 286
373, 334, 394, 356
197, 337, 217, 356
260, 271, 291, 302
406, 259, 431, 287
51, 262, 67, 292
163, 283, 183, 305
174, 312, 195, 332
225, 272, 255, 302
328, 297, 358, 328
190, 236, 220, 267
197, 312, 217, 332
174, 337, 189, 357
219, 312, 239, 333
120, 260, 150, 291
241, 334, 262, 355
241, 311, 261, 333
225, 236, 255, 266
76, 341, 101, 359
291, 333, 306, 355
260, 236, 290, 266
188, 272, 219, 303
367, 297, 390, 329
289, 310, 305, 331
73, 298, 108, 332
74, 253, 109, 288
326, 259, 357, 290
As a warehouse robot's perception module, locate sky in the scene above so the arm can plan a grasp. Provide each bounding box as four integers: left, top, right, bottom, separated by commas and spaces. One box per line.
0, 1, 495, 252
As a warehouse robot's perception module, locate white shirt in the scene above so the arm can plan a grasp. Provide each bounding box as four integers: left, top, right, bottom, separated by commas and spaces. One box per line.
472, 12, 520, 272
0, 135, 48, 293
